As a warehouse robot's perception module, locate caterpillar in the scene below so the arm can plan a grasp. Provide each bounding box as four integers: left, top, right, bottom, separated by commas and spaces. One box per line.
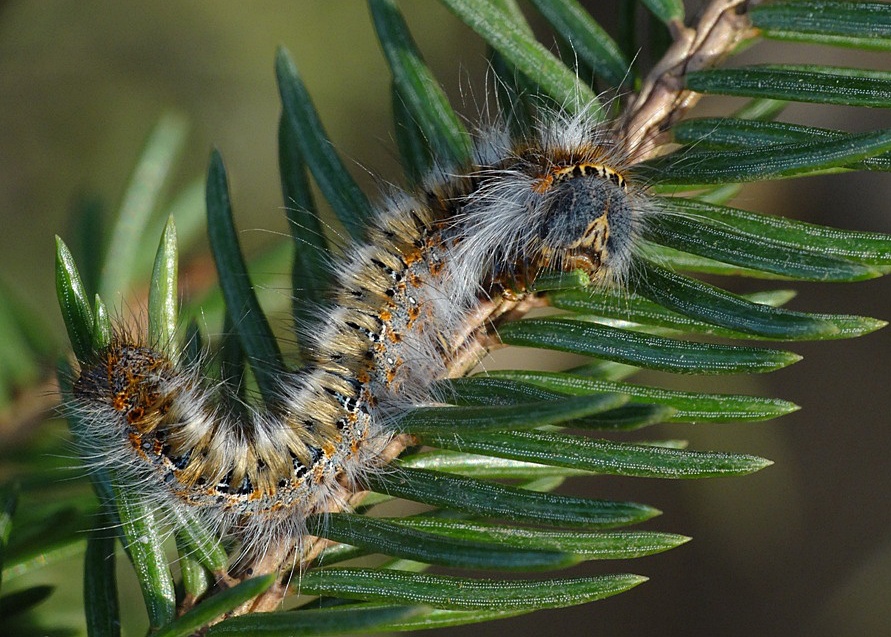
67, 105, 647, 569
62, 0, 767, 586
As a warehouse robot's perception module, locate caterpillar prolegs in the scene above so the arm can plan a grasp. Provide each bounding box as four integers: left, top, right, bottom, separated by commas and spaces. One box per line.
67, 108, 646, 569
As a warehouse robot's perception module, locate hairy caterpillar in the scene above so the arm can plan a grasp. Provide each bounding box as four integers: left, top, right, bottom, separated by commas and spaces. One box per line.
67, 105, 647, 568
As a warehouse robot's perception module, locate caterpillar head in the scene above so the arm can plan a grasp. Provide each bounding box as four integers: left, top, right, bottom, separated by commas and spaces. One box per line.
538, 167, 635, 283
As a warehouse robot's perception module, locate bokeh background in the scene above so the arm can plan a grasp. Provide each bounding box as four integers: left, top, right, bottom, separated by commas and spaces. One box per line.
0, 1, 889, 635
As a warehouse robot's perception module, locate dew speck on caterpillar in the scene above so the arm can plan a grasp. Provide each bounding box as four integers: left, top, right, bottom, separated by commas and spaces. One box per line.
64, 89, 659, 583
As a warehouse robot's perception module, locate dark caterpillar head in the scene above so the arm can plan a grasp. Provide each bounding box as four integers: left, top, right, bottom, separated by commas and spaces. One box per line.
538, 167, 635, 281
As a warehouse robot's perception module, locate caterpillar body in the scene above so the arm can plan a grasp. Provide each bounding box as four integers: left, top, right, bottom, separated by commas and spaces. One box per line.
69, 108, 645, 566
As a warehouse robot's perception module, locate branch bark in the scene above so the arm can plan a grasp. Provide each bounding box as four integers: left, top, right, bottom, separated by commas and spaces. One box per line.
620, 0, 758, 162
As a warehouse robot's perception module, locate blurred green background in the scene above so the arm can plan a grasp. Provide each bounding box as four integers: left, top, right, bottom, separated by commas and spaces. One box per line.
0, 1, 889, 635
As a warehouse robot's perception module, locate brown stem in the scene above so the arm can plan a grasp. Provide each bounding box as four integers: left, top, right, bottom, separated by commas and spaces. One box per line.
619, 0, 758, 163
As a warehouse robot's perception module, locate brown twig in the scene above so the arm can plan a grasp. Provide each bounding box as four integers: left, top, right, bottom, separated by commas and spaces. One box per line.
619, 0, 758, 163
